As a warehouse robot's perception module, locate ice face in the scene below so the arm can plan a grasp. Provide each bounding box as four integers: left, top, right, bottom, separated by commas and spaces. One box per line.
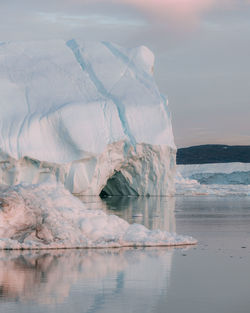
0, 40, 176, 195
0, 182, 196, 249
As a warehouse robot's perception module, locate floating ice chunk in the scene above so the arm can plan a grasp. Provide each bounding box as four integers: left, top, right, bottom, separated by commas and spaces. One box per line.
0, 183, 196, 249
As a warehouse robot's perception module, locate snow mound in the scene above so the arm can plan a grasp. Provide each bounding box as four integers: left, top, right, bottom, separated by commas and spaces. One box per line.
0, 183, 196, 249
176, 163, 250, 196
0, 40, 176, 196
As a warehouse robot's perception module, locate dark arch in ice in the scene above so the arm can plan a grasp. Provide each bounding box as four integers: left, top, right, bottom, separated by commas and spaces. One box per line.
99, 170, 139, 197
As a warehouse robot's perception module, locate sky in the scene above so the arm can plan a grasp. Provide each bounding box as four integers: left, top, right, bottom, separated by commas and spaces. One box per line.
0, 0, 249, 147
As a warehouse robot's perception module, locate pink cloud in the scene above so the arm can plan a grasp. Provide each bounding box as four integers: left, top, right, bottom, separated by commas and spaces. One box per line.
59, 0, 242, 28
111, 0, 239, 29
123, 0, 217, 19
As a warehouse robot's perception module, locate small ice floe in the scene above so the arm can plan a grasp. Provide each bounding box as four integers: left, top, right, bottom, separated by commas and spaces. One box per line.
0, 183, 197, 250
132, 214, 143, 218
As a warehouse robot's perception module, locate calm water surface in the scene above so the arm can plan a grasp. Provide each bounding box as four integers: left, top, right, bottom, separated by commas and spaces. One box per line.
0, 196, 250, 313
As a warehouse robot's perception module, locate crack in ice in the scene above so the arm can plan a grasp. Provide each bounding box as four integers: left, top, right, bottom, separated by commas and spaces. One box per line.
66, 39, 136, 148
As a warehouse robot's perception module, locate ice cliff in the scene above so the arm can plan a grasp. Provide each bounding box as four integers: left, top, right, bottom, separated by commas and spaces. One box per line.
0, 39, 175, 195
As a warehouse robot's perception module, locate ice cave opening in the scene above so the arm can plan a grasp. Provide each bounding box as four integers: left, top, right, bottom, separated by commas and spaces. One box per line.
100, 171, 139, 197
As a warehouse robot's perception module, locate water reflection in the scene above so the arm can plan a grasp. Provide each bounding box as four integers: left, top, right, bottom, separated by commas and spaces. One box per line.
80, 196, 176, 233
0, 248, 173, 311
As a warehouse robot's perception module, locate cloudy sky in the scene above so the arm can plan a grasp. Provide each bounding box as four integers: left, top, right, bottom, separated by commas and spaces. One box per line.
0, 0, 249, 147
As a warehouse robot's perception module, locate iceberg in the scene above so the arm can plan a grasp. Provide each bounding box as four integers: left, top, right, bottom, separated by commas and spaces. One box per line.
0, 39, 176, 196
176, 163, 250, 196
178, 163, 250, 185
0, 182, 196, 249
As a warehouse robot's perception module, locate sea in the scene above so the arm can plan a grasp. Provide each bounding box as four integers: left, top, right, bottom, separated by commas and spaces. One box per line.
0, 194, 250, 313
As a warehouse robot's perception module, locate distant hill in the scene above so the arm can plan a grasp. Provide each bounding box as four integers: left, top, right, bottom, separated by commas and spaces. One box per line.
177, 145, 250, 164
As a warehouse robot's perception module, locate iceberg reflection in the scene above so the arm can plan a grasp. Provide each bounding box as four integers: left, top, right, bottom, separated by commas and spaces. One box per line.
80, 195, 176, 233
0, 248, 173, 311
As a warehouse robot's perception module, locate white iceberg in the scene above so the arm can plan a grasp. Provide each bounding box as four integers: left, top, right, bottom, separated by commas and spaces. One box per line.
0, 40, 176, 196
178, 163, 250, 185
176, 163, 250, 196
0, 182, 196, 249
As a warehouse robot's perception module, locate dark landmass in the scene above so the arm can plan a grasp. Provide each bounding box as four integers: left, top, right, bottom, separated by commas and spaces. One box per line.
177, 145, 250, 164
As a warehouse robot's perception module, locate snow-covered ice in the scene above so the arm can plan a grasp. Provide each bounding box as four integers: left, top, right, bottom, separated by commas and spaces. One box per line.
0, 182, 196, 250
0, 39, 176, 196
176, 163, 250, 196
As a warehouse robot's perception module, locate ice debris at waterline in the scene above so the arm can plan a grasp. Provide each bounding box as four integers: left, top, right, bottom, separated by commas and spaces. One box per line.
0, 183, 196, 249
0, 40, 176, 196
